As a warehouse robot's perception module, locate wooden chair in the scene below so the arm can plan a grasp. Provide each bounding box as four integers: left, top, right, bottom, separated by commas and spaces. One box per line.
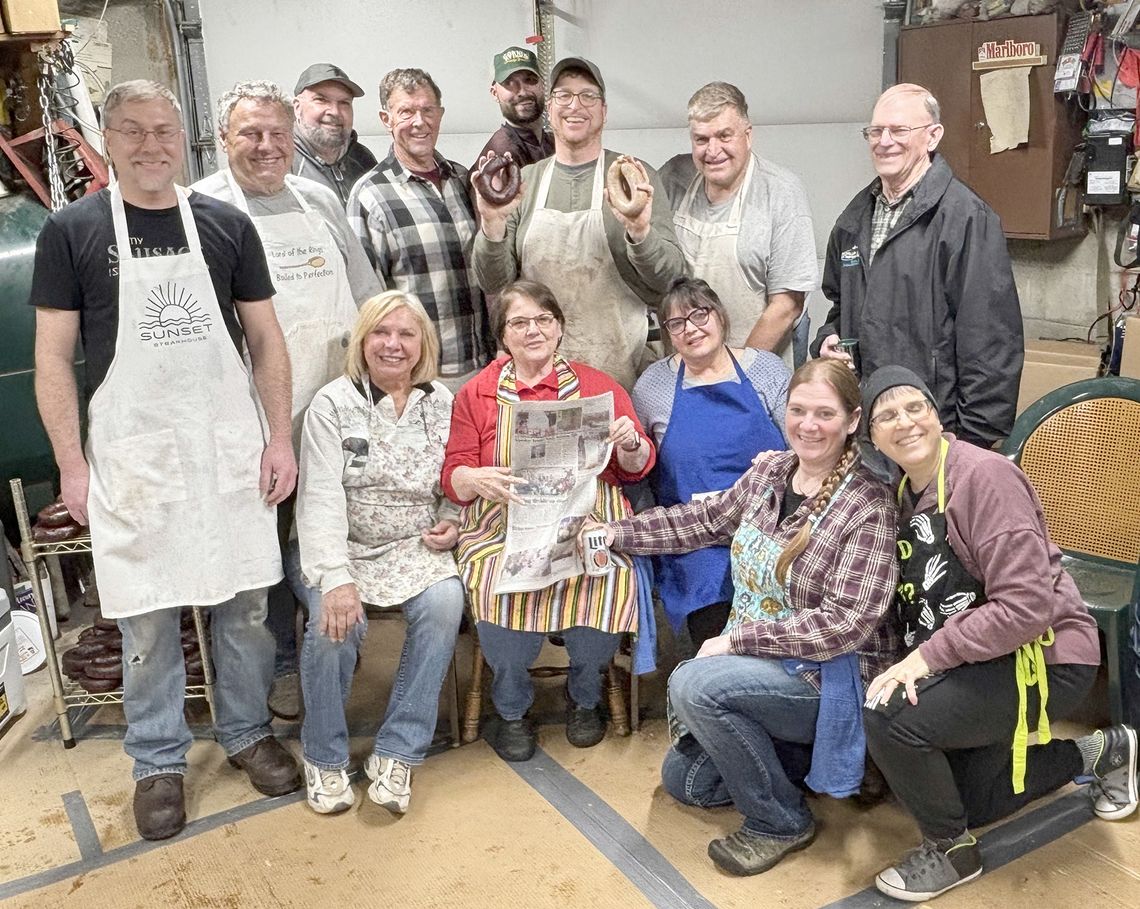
461, 627, 634, 744
364, 605, 461, 748
1002, 376, 1140, 724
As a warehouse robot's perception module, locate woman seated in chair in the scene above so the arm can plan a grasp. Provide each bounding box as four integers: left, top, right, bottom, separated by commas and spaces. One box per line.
860, 365, 1137, 903
632, 276, 789, 648
441, 279, 654, 762
295, 290, 464, 817
588, 358, 898, 876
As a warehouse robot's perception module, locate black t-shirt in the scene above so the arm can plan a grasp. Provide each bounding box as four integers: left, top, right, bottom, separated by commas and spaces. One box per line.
28, 188, 276, 400
779, 485, 807, 524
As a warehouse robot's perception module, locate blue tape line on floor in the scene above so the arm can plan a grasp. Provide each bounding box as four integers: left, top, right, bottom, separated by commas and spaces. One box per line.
61, 790, 103, 861
509, 747, 718, 909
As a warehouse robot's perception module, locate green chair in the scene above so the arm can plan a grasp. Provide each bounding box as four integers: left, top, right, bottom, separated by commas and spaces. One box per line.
1002, 376, 1140, 724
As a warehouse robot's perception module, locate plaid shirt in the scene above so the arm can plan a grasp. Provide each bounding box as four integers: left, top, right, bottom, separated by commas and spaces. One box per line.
868, 179, 915, 264
348, 148, 488, 378
611, 450, 899, 686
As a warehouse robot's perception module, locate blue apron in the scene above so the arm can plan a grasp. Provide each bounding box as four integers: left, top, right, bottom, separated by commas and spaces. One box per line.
652, 351, 785, 629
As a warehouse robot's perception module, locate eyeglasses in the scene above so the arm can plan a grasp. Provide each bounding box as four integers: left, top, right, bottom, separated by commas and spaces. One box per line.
663, 307, 712, 336
869, 399, 934, 429
549, 89, 603, 108
105, 125, 184, 145
505, 313, 558, 332
390, 105, 445, 123
860, 124, 933, 143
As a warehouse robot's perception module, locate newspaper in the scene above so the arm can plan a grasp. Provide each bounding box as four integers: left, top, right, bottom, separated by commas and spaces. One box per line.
492, 392, 614, 595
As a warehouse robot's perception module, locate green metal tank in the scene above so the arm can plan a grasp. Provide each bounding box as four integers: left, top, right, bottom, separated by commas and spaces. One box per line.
0, 190, 59, 531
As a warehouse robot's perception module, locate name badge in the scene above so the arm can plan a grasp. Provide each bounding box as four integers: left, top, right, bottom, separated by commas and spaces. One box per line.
840, 246, 862, 267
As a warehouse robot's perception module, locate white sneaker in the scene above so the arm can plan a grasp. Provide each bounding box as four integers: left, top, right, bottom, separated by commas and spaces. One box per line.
364, 754, 412, 814
303, 760, 356, 815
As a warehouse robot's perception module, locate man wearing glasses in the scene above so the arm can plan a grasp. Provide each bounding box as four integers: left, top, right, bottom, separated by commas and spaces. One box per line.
472, 56, 684, 391
812, 83, 1022, 448
348, 68, 490, 391
30, 80, 300, 841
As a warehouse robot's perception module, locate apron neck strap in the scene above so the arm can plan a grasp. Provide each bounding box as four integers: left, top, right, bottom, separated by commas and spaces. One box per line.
896, 436, 949, 511
111, 183, 200, 262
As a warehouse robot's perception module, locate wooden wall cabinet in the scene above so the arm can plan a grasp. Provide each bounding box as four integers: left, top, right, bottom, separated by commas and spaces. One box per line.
899, 11, 1086, 240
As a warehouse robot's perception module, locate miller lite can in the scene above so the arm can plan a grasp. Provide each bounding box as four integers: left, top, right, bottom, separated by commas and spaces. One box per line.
583, 529, 613, 576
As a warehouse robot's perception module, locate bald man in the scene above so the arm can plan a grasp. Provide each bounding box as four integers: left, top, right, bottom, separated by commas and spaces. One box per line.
812, 83, 1022, 448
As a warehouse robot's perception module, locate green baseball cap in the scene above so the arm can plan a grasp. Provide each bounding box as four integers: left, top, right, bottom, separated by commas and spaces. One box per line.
493, 46, 541, 84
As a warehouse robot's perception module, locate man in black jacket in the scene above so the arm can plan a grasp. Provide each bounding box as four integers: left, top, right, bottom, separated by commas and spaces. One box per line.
812, 83, 1023, 448
291, 63, 377, 208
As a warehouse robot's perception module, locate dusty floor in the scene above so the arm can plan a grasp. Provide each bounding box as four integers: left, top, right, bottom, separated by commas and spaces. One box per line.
0, 600, 1137, 909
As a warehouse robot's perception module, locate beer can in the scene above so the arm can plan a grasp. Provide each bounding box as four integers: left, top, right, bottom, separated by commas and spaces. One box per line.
583, 529, 613, 576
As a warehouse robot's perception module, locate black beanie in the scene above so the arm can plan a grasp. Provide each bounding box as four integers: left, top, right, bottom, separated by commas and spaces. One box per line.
860, 365, 936, 437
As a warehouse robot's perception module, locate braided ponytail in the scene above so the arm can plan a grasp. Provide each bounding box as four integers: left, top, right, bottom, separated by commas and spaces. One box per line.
774, 437, 859, 584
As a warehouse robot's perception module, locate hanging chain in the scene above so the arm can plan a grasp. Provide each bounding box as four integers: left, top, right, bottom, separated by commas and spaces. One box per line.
37, 47, 68, 211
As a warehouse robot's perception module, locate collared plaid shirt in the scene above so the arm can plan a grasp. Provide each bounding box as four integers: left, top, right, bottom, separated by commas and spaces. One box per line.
869, 179, 915, 264
611, 450, 899, 687
348, 148, 488, 378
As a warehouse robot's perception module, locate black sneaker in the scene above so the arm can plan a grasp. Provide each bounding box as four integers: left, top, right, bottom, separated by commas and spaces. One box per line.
875, 834, 982, 902
708, 823, 816, 876
485, 716, 536, 762
566, 699, 605, 748
1091, 725, 1138, 820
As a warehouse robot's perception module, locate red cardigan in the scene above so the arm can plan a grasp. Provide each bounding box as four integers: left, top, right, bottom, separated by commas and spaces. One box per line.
442, 356, 655, 505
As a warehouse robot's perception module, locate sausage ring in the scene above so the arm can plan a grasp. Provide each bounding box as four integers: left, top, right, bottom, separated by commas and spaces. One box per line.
37, 501, 74, 528
606, 155, 649, 218
473, 152, 521, 205
78, 675, 120, 693
33, 522, 83, 543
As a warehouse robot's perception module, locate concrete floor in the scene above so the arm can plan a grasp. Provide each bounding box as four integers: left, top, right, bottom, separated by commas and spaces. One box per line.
1, 600, 1138, 909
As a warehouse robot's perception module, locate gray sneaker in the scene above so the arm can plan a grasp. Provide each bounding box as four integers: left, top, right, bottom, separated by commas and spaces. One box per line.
707, 823, 816, 876
876, 833, 982, 902
1090, 725, 1138, 820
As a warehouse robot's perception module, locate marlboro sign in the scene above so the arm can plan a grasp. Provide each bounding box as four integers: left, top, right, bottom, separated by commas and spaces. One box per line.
977, 40, 1041, 62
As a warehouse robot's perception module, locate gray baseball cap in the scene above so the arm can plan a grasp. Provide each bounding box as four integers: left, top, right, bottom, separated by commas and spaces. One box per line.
294, 63, 364, 98
549, 57, 605, 97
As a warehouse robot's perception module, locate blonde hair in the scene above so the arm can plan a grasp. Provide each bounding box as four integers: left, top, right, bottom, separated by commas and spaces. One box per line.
345, 290, 440, 386
773, 359, 862, 585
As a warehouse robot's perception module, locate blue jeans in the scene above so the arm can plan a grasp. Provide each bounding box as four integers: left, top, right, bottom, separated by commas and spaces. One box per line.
664, 655, 819, 838
300, 576, 463, 769
119, 587, 275, 781
476, 621, 620, 721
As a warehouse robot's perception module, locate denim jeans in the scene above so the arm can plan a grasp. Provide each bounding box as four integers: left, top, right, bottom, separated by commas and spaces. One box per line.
476, 621, 621, 720
300, 576, 463, 770
665, 654, 820, 838
119, 587, 275, 780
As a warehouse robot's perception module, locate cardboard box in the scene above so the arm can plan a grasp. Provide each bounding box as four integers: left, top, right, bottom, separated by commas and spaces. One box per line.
1, 0, 61, 35
1017, 338, 1101, 414
1118, 315, 1140, 380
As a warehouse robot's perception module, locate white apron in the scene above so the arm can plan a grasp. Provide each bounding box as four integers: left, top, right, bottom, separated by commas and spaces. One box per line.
225, 171, 358, 445
674, 157, 794, 369
85, 185, 282, 618
521, 156, 648, 390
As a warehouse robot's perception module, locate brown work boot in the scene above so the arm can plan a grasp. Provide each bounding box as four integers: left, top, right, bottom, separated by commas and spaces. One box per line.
227, 736, 302, 796
133, 773, 186, 841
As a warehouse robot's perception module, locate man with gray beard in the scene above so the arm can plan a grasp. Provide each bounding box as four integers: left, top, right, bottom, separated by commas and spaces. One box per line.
291, 63, 377, 208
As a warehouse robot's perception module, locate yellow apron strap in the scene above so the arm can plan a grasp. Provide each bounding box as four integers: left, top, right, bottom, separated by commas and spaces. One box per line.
1011, 628, 1055, 793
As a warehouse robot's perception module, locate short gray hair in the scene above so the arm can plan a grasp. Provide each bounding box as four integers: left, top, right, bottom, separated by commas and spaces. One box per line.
687, 81, 749, 123
103, 80, 181, 124
379, 68, 442, 110
216, 80, 293, 136
880, 83, 941, 125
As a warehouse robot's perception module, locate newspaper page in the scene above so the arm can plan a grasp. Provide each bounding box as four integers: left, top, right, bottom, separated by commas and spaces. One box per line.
492, 392, 614, 595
